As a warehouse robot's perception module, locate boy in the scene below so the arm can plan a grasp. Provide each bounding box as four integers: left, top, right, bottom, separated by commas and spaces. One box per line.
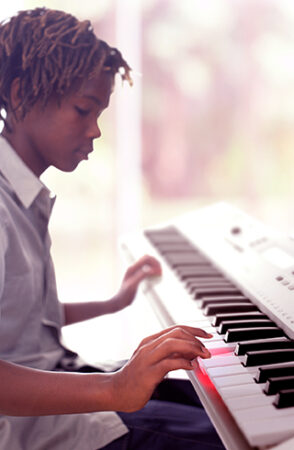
0, 7, 224, 449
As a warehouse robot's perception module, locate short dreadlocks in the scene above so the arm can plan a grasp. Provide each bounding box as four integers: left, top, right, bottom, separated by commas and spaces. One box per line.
0, 7, 132, 123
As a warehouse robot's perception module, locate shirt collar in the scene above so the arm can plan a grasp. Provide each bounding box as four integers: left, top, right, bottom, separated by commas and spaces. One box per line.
0, 135, 53, 209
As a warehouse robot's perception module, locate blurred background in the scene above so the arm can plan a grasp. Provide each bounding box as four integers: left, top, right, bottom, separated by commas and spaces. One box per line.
2, 0, 294, 362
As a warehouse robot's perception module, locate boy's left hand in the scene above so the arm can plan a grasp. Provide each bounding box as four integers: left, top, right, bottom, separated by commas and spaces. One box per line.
114, 255, 162, 310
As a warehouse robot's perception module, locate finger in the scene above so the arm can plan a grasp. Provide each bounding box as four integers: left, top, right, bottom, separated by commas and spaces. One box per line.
138, 325, 212, 349
122, 263, 161, 294
125, 255, 162, 277
148, 337, 211, 364
153, 356, 199, 378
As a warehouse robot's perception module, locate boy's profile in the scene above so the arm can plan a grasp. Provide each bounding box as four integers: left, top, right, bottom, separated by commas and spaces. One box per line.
0, 7, 224, 449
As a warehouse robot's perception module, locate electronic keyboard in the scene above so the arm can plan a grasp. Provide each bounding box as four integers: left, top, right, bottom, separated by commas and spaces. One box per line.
120, 202, 294, 450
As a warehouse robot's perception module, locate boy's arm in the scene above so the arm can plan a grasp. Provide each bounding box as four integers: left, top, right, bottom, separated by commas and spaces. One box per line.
0, 326, 211, 416
63, 255, 161, 326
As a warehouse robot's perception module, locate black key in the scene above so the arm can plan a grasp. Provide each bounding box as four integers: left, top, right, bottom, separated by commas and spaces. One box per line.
176, 264, 214, 272
185, 273, 226, 282
145, 226, 177, 235
205, 303, 258, 316
201, 298, 251, 309
146, 234, 188, 244
219, 319, 274, 334
165, 255, 211, 267
213, 311, 267, 327
193, 287, 242, 299
224, 326, 284, 343
264, 376, 294, 395
244, 349, 294, 367
274, 389, 294, 408
156, 244, 196, 253
255, 363, 294, 383
186, 277, 228, 287
176, 266, 220, 276
189, 284, 234, 294
236, 338, 292, 356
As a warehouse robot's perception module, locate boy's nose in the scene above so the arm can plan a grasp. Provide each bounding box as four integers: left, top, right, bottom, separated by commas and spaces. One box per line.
88, 121, 101, 139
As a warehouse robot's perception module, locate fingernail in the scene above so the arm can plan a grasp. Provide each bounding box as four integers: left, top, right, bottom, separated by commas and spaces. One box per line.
201, 347, 211, 357
205, 332, 213, 338
191, 358, 199, 369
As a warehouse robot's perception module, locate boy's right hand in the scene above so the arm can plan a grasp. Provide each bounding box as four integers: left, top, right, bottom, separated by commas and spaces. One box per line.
110, 325, 212, 412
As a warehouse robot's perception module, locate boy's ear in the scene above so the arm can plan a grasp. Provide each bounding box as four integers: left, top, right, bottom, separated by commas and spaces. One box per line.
9, 78, 22, 116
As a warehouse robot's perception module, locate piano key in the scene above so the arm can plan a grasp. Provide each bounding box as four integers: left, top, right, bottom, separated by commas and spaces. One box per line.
213, 373, 254, 388
224, 326, 284, 343
165, 255, 211, 266
145, 234, 188, 244
212, 311, 268, 327
156, 243, 196, 253
235, 337, 291, 355
190, 283, 236, 293
186, 277, 229, 287
234, 404, 294, 422
218, 319, 274, 334
264, 376, 294, 395
218, 382, 264, 399
176, 268, 221, 279
256, 363, 294, 383
244, 349, 294, 367
274, 389, 294, 408
199, 354, 243, 369
225, 393, 273, 410
189, 284, 235, 295
193, 287, 243, 299
200, 297, 251, 309
205, 340, 235, 351
239, 415, 294, 447
184, 274, 226, 282
206, 363, 254, 378
205, 303, 258, 316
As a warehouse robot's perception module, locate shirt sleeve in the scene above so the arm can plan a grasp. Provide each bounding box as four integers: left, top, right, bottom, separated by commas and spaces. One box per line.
0, 221, 8, 313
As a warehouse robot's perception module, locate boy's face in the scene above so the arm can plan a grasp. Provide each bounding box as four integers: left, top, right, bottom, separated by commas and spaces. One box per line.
14, 71, 114, 176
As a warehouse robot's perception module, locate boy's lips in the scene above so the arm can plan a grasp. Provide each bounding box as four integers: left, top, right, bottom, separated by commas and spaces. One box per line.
76, 148, 93, 160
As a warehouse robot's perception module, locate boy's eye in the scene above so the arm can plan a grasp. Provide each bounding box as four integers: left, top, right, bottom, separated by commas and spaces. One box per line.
75, 106, 90, 116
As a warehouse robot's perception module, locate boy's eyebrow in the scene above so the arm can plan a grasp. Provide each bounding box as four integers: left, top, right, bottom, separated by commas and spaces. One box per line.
83, 95, 102, 105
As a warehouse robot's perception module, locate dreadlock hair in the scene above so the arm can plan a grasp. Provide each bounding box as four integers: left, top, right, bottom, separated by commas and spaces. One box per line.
0, 7, 132, 125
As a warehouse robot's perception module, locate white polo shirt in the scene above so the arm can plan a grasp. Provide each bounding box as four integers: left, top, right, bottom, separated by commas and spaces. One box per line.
0, 136, 128, 449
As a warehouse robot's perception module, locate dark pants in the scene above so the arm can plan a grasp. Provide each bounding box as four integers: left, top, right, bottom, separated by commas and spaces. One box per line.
101, 379, 225, 450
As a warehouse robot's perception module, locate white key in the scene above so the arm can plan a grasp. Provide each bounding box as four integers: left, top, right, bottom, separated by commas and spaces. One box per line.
239, 415, 294, 447
225, 393, 272, 410
206, 364, 255, 378
180, 320, 211, 328
218, 382, 264, 399
235, 404, 294, 422
213, 373, 254, 388
205, 340, 235, 350
200, 354, 243, 369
